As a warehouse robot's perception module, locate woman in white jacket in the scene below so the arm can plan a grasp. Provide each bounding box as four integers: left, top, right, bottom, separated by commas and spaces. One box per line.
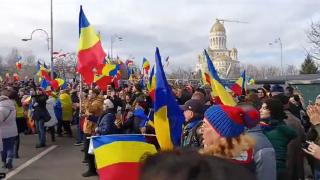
0, 89, 18, 170
45, 94, 58, 142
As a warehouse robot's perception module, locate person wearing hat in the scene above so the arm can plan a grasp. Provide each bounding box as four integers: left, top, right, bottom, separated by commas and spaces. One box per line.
95, 99, 119, 135
270, 84, 284, 97
238, 103, 276, 180
181, 99, 204, 149
200, 105, 256, 172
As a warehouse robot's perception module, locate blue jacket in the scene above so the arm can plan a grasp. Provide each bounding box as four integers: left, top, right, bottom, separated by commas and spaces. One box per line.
97, 110, 120, 135
247, 125, 276, 180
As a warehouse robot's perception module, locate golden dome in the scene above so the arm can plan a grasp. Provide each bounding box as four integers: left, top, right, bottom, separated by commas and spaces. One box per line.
210, 20, 226, 33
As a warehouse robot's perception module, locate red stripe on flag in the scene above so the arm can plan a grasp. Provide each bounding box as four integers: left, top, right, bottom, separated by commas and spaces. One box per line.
77, 40, 105, 73
98, 162, 140, 180
230, 84, 242, 96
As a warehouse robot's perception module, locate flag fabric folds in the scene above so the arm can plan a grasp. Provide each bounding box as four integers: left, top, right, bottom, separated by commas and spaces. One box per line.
154, 47, 184, 150
92, 134, 157, 180
204, 49, 236, 106
147, 66, 155, 101
142, 58, 150, 74
16, 61, 22, 70
77, 6, 106, 85
230, 70, 246, 96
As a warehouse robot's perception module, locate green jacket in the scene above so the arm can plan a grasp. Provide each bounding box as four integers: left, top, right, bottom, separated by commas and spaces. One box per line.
262, 119, 297, 174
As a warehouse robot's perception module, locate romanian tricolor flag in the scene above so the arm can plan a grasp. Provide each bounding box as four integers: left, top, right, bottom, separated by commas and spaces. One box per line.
92, 134, 157, 180
94, 74, 113, 91
198, 55, 211, 86
154, 48, 184, 150
204, 49, 236, 106
230, 70, 246, 96
13, 73, 19, 81
16, 61, 22, 70
247, 76, 255, 85
36, 61, 51, 81
142, 58, 150, 74
102, 63, 120, 77
77, 6, 106, 85
50, 78, 65, 91
147, 66, 155, 101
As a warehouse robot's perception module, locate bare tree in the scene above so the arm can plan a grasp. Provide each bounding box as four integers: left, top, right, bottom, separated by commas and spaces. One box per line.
54, 52, 77, 80
285, 65, 299, 75
307, 21, 320, 60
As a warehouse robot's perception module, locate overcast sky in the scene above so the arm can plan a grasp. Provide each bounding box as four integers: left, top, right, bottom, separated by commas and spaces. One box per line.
0, 0, 319, 71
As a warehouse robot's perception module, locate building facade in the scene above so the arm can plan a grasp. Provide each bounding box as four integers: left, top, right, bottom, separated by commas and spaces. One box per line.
201, 20, 240, 79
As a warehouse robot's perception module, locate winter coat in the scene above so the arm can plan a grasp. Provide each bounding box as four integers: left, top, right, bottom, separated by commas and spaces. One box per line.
83, 96, 104, 135
31, 94, 48, 121
247, 125, 276, 180
181, 119, 203, 149
261, 118, 297, 177
45, 97, 58, 127
0, 96, 18, 140
284, 110, 305, 180
59, 93, 73, 121
97, 110, 120, 135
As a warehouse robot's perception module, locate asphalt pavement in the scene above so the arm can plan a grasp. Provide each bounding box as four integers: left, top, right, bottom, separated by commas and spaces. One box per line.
3, 127, 98, 180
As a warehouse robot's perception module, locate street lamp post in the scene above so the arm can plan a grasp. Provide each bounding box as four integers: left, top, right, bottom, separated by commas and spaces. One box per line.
22, 0, 53, 79
110, 34, 123, 60
269, 37, 284, 78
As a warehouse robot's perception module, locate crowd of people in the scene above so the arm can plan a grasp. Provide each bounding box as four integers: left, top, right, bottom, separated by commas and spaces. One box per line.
0, 78, 320, 180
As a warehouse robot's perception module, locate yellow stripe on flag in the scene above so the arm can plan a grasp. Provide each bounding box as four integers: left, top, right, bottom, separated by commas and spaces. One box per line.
94, 141, 157, 169
212, 79, 236, 106
154, 106, 173, 150
78, 26, 100, 51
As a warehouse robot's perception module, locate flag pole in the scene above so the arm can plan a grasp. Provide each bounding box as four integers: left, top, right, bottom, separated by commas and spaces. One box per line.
79, 74, 83, 121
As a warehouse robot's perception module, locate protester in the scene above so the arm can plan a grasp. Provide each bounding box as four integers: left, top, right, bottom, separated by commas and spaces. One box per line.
200, 105, 256, 172
31, 87, 49, 148
259, 98, 297, 179
45, 92, 58, 142
272, 93, 306, 180
14, 89, 26, 158
181, 99, 204, 148
141, 150, 256, 180
0, 89, 18, 169
82, 89, 104, 177
56, 90, 73, 137
238, 103, 277, 180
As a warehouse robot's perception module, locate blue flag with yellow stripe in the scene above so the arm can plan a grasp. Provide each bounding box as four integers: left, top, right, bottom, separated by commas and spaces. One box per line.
154, 47, 184, 150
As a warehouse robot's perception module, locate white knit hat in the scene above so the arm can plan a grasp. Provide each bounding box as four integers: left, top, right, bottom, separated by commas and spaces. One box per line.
104, 99, 114, 109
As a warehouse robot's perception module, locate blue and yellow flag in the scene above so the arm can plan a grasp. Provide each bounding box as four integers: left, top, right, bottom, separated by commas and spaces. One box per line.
204, 49, 236, 106
154, 48, 184, 150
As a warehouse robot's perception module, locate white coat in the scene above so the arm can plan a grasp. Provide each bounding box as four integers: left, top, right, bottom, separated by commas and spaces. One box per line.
45, 97, 58, 127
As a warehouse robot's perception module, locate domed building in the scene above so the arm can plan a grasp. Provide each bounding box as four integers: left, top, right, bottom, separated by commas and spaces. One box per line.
202, 20, 240, 79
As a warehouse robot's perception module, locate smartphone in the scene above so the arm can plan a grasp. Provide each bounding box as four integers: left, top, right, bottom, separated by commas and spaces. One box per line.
302, 141, 310, 150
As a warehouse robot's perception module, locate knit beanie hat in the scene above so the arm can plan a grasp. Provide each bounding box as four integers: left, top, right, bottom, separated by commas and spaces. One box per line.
204, 105, 259, 138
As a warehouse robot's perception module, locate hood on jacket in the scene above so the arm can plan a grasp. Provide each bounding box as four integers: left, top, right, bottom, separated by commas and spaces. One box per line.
0, 95, 15, 109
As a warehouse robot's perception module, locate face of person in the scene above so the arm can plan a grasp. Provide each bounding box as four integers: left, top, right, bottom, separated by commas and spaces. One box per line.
183, 110, 194, 122
88, 90, 96, 99
257, 90, 264, 98
125, 95, 131, 103
201, 119, 220, 148
260, 103, 271, 119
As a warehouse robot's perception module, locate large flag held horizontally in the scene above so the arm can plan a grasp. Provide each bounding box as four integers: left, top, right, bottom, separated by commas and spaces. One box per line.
92, 134, 157, 180
230, 70, 246, 96
154, 47, 184, 150
204, 49, 236, 106
77, 6, 106, 85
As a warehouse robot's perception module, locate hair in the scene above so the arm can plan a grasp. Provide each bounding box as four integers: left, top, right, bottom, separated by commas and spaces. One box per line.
1, 88, 17, 100
263, 84, 271, 92
134, 83, 142, 92
264, 98, 287, 120
200, 134, 255, 159
257, 87, 267, 98
140, 150, 256, 180
195, 88, 206, 97
191, 92, 206, 104
91, 89, 100, 96
286, 86, 294, 94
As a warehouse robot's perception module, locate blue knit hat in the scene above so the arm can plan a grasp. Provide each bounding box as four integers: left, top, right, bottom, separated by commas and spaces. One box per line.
204, 105, 258, 138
